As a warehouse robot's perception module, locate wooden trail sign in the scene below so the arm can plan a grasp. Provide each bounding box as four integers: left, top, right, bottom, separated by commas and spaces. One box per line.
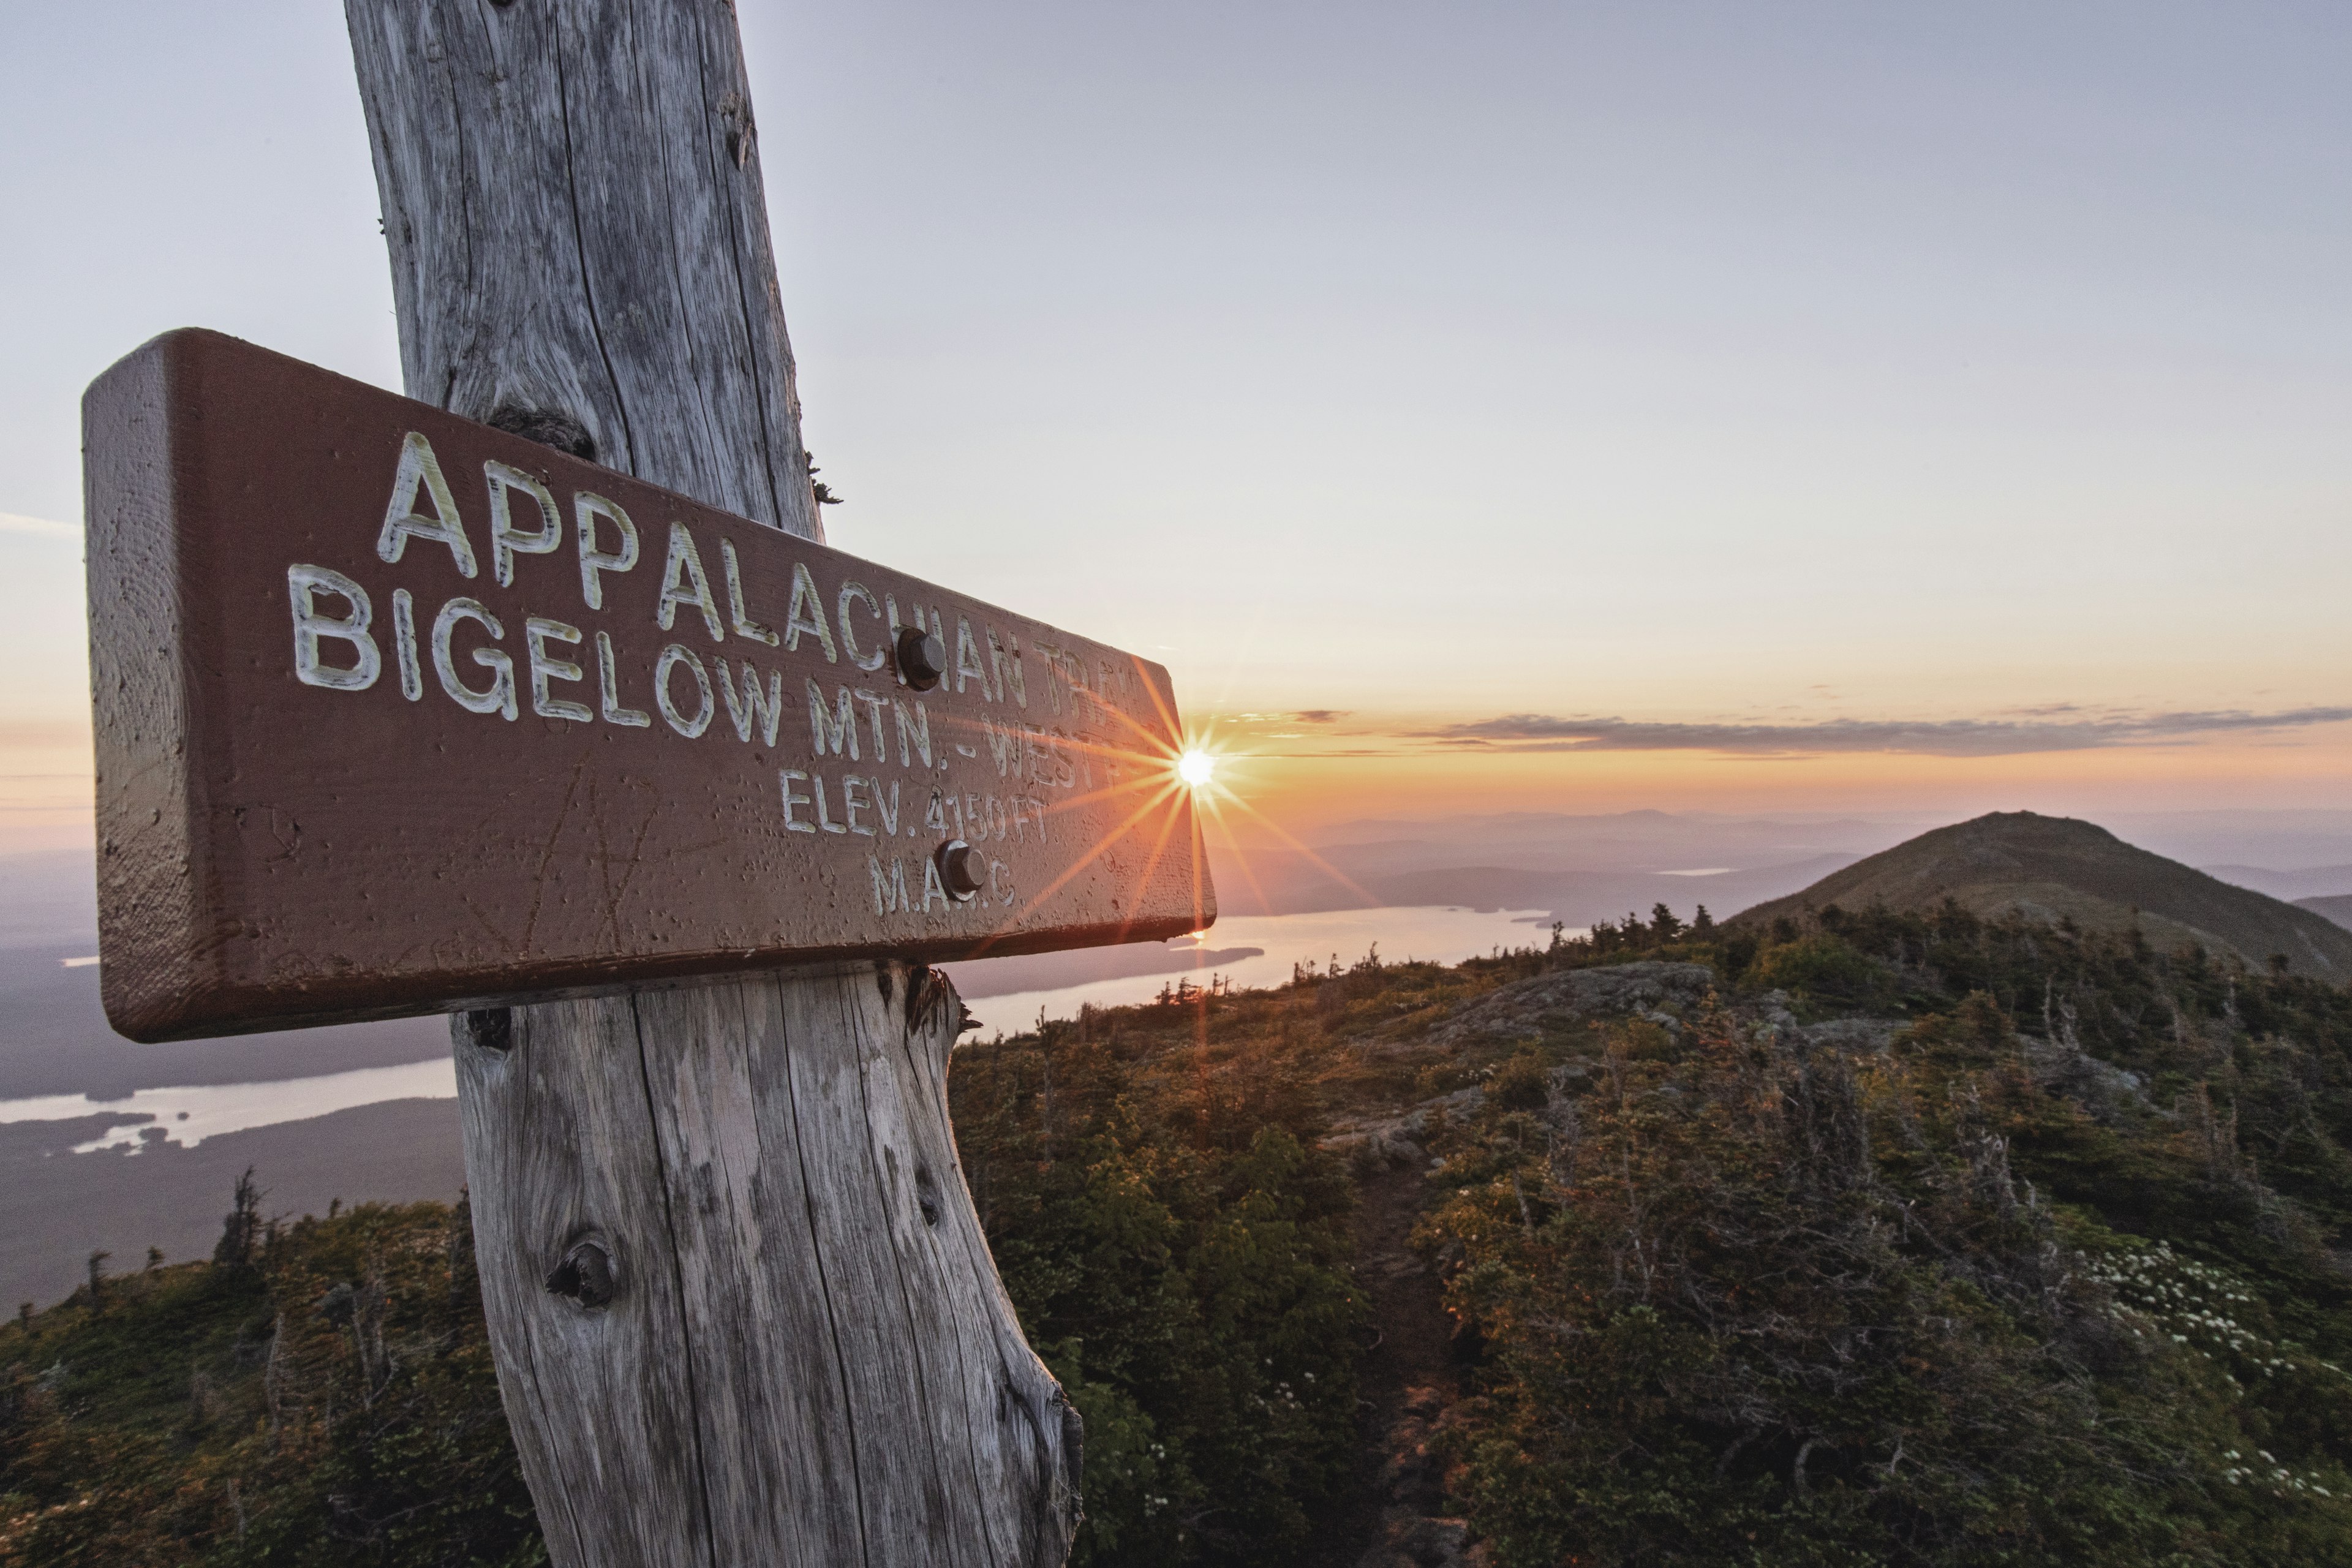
50, 0, 1229, 1560
85, 330, 1211, 1044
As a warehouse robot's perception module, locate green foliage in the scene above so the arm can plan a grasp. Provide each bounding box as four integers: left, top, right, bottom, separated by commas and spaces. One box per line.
948, 1005, 1365, 1565
1426, 908, 2352, 1567
1747, 930, 1894, 1011
1, 987, 1369, 1568
1486, 1049, 1551, 1113
17, 905, 2352, 1566
1, 1196, 538, 1567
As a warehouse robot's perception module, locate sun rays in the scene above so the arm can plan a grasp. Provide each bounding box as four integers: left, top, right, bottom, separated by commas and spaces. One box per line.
915, 658, 1378, 963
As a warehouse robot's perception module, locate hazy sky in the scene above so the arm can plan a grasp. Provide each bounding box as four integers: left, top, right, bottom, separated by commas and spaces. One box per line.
2, 1, 2346, 844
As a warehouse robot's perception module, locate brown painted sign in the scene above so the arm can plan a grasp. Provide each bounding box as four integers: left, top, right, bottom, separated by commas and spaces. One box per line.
84, 330, 1214, 1042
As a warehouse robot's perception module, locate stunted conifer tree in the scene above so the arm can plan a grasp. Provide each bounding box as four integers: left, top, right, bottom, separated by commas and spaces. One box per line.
213, 1168, 263, 1270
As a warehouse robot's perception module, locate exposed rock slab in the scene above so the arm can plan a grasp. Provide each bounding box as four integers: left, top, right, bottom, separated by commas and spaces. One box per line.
1428, 961, 1717, 1050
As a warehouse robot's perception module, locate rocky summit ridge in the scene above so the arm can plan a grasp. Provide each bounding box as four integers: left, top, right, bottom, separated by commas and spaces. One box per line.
1730, 810, 2352, 981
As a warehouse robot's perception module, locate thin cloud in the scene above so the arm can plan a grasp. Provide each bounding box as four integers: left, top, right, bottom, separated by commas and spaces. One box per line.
0, 513, 78, 539
1287, 709, 1351, 725
0, 719, 94, 748
1417, 707, 2352, 758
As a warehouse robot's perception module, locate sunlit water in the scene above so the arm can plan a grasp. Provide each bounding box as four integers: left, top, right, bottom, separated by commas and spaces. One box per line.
0, 905, 1564, 1148
960, 904, 1566, 1035
0, 1057, 458, 1153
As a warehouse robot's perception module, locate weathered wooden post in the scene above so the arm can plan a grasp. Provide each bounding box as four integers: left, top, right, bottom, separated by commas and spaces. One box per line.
78, 3, 1213, 1562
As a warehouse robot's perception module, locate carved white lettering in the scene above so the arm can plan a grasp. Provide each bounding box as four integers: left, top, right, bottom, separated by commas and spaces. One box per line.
718, 539, 779, 646
984, 716, 1020, 777
432, 597, 516, 720
717, 657, 785, 745
780, 769, 815, 832
988, 627, 1025, 709
894, 700, 932, 768
954, 617, 993, 699
843, 775, 875, 836
657, 522, 725, 642
595, 631, 650, 728
838, 582, 885, 671
575, 492, 639, 611
808, 680, 858, 759
655, 643, 715, 738
484, 461, 562, 587
783, 562, 839, 662
377, 433, 477, 578
853, 689, 890, 758
526, 616, 594, 722
392, 587, 422, 701
869, 853, 910, 913
287, 564, 381, 692
813, 774, 846, 834
1030, 639, 1065, 717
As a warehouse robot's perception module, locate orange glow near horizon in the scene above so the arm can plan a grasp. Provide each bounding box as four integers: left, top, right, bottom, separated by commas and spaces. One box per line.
0, 703, 2347, 863
1180, 715, 2352, 846
1156, 727, 2352, 941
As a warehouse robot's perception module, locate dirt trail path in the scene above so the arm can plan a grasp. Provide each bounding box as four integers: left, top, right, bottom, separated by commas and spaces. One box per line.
1310, 1158, 1463, 1567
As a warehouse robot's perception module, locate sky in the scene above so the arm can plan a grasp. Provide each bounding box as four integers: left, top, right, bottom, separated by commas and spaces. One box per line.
1, 0, 2347, 850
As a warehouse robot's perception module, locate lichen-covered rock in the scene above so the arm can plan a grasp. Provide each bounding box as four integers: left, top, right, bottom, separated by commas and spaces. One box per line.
1324, 1085, 1487, 1168
1429, 960, 1717, 1049
2023, 1031, 2152, 1123
1797, 1017, 1906, 1054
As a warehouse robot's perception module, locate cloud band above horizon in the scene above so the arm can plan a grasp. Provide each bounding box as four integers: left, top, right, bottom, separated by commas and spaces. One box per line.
1417, 707, 2352, 759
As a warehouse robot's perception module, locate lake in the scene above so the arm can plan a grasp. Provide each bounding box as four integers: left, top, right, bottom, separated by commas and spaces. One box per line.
958, 903, 1560, 1034
0, 904, 1557, 1149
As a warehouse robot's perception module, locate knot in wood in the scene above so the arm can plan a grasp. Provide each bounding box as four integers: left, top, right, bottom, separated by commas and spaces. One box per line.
545, 1238, 616, 1310
718, 91, 755, 168
486, 403, 595, 462
462, 1008, 513, 1053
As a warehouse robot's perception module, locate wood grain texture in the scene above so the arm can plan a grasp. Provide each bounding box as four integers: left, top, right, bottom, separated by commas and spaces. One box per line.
347, 1, 1080, 1560
347, 0, 820, 540
81, 342, 203, 1042
457, 969, 1077, 1566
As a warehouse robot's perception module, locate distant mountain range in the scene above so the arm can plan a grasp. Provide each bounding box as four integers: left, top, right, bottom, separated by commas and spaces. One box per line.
1209, 807, 1902, 926
9, 810, 2352, 1308
2301, 895, 2352, 934
1731, 811, 2352, 981
2201, 864, 2352, 903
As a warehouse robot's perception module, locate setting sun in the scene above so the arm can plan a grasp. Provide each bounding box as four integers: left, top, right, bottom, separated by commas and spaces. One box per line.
1177, 749, 1216, 788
